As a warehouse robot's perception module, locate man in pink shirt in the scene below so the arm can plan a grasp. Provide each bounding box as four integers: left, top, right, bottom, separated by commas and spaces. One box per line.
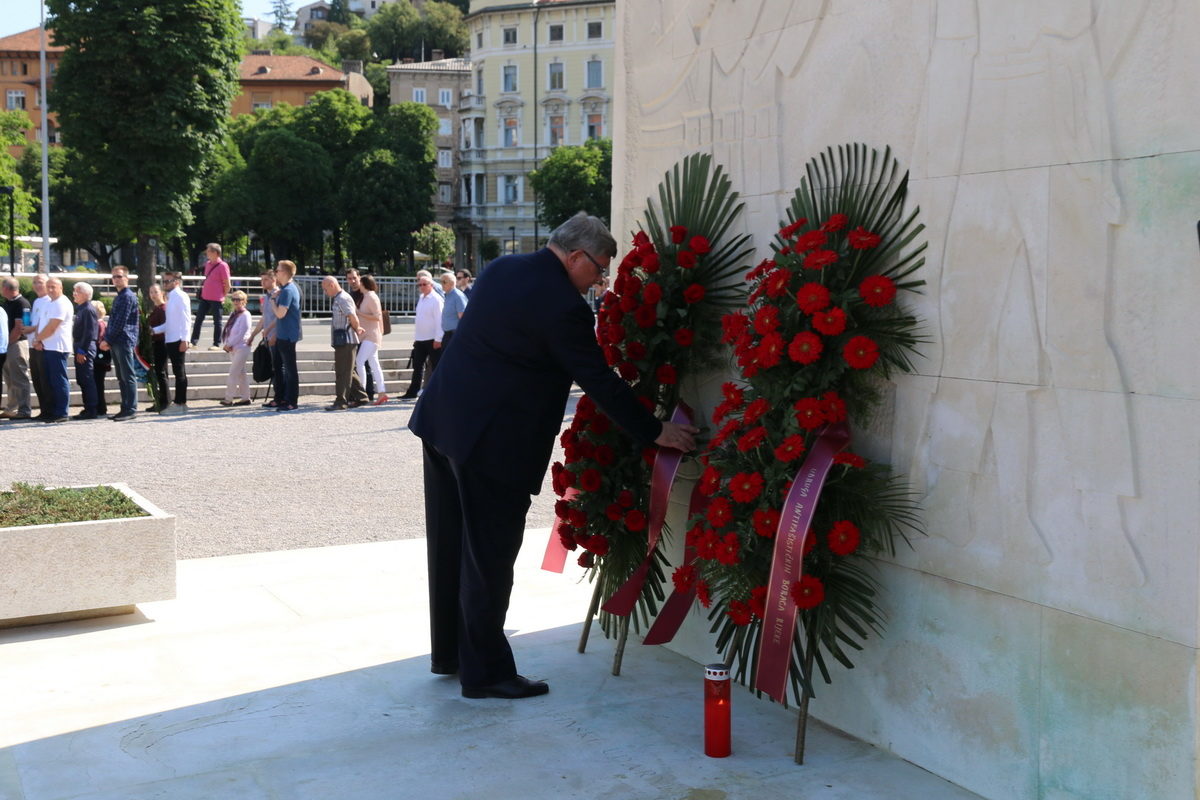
191, 242, 231, 351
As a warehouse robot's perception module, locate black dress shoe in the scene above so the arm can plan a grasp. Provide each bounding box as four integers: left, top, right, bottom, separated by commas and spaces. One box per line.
461, 675, 549, 699
431, 661, 458, 675
43, 416, 70, 424
110, 410, 136, 421
73, 411, 98, 420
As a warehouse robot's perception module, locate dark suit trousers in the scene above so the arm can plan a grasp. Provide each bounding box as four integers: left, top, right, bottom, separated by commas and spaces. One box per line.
423, 441, 532, 688
406, 339, 440, 395
30, 347, 49, 414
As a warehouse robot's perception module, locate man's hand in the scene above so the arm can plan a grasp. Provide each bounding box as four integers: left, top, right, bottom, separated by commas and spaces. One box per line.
655, 420, 700, 452
433, 340, 442, 349
99, 340, 110, 351
75, 353, 85, 364
179, 341, 189, 352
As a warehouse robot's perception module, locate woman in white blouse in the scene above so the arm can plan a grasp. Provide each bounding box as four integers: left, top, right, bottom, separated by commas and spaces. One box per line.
220, 291, 253, 406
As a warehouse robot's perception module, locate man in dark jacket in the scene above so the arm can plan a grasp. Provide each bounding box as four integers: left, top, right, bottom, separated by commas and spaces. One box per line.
409, 213, 698, 699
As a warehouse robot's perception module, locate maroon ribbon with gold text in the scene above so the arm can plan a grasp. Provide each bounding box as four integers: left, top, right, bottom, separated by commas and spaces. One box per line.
641, 486, 709, 645
601, 403, 694, 615
754, 422, 850, 703
542, 486, 579, 573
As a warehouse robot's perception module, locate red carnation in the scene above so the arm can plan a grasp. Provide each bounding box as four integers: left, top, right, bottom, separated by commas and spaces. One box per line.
834, 452, 867, 468
844, 335, 880, 369
617, 489, 635, 507
594, 444, 615, 466
635, 304, 658, 328
699, 464, 723, 496
773, 434, 806, 462
828, 520, 861, 556
674, 328, 695, 347
706, 496, 733, 529
619, 250, 642, 271
586, 534, 611, 556
848, 226, 881, 249
795, 282, 831, 314
669, 225, 688, 244
743, 397, 770, 425
579, 468, 602, 492
812, 306, 847, 336
672, 564, 697, 593
604, 503, 623, 521
795, 230, 827, 252
641, 252, 660, 273
794, 397, 824, 430
558, 527, 578, 551
602, 344, 620, 365
820, 213, 849, 232
625, 340, 647, 361
727, 600, 753, 626
859, 275, 897, 307
752, 508, 780, 538
633, 230, 650, 247
689, 235, 712, 254
625, 508, 648, 532
753, 305, 780, 335
737, 426, 767, 452
676, 250, 697, 269
764, 269, 791, 298
683, 283, 706, 304
729, 471, 764, 503
656, 364, 678, 385
642, 282, 663, 304
578, 551, 595, 568
617, 362, 639, 381
619, 294, 638, 313
803, 249, 838, 270
790, 574, 826, 609
607, 324, 625, 343
788, 331, 823, 364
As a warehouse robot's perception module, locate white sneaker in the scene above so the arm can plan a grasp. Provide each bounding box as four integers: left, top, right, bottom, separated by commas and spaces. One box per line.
208, 345, 224, 352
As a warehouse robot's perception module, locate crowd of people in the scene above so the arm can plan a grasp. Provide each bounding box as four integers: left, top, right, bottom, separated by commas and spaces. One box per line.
0, 244, 477, 422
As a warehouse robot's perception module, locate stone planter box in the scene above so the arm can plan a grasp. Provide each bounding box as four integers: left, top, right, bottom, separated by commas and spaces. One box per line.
0, 483, 176, 628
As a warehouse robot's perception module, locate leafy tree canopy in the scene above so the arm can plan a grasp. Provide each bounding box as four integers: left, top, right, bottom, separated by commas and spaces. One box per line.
364, 60, 393, 113
291, 89, 375, 175
419, 1, 468, 58
328, 0, 352, 26
340, 148, 428, 268
365, 101, 438, 167
366, 1, 420, 62
303, 20, 347, 50
229, 103, 299, 161
414, 222, 454, 264
528, 138, 613, 230
270, 0, 295, 30
246, 128, 335, 258
336, 28, 372, 62
0, 110, 36, 242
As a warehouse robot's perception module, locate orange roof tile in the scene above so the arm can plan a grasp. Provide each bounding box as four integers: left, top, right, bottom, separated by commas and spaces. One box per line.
0, 27, 65, 55
240, 54, 345, 83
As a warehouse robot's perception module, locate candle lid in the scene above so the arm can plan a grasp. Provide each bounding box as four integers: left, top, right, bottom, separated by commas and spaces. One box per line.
705, 663, 730, 680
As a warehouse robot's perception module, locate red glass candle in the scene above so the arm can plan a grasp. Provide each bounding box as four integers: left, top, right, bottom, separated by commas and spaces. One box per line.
704, 663, 731, 757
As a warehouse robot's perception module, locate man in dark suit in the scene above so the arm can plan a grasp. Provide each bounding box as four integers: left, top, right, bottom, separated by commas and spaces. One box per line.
409, 214, 698, 699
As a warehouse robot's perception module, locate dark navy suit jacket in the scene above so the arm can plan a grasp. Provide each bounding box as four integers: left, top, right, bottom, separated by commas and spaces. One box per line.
409, 248, 662, 495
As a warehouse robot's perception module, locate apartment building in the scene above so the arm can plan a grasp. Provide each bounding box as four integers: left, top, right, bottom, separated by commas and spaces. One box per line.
458, 0, 614, 267
233, 53, 373, 115
0, 27, 63, 159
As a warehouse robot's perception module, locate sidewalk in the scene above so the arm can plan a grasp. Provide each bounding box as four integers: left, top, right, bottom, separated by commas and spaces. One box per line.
0, 536, 981, 800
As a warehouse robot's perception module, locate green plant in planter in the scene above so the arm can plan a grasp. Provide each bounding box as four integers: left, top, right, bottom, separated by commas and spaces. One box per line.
0, 483, 147, 527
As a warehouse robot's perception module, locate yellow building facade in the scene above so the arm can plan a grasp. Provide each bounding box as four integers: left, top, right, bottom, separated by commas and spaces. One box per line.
459, 0, 614, 266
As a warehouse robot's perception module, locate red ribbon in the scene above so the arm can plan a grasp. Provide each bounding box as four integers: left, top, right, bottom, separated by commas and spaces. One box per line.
541, 486, 579, 573
641, 486, 709, 645
601, 403, 694, 616
754, 422, 850, 703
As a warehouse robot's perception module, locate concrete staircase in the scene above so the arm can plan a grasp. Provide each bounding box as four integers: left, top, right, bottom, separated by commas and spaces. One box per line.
68, 347, 417, 407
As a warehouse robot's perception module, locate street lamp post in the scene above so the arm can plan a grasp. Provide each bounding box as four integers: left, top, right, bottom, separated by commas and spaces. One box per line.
509, 225, 516, 255
0, 185, 14, 275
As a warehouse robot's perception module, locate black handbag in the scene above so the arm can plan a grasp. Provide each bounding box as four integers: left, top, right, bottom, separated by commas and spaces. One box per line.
252, 341, 272, 382
332, 326, 353, 347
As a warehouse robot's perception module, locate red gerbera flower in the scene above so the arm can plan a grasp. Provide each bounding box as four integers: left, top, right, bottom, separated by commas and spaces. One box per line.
714, 532, 740, 565
696, 580, 712, 608
743, 397, 770, 425
848, 226, 881, 249
795, 282, 831, 314
753, 305, 780, 335
790, 574, 825, 609
773, 434, 806, 462
737, 426, 767, 452
683, 283, 706, 304
819, 390, 847, 423
625, 509, 648, 532
794, 397, 824, 430
779, 218, 808, 239
833, 452, 867, 468
674, 328, 695, 347
721, 312, 748, 344
828, 520, 861, 556
803, 249, 838, 270
706, 496, 733, 529
676, 249, 697, 269
695, 529, 720, 560
859, 275, 897, 307
672, 564, 697, 593
844, 335, 880, 369
729, 471, 764, 503
707, 418, 740, 451
788, 331, 823, 364
820, 213, 849, 232
699, 464, 723, 497
757, 332, 785, 369
721, 381, 744, 405
752, 508, 780, 538
727, 600, 752, 626
764, 269, 791, 298
749, 585, 768, 618
669, 225, 688, 244
795, 230, 827, 252
811, 306, 847, 336
642, 282, 663, 304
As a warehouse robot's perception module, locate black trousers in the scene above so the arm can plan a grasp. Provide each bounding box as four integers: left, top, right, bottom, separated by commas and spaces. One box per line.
166, 341, 188, 405
151, 339, 169, 410
29, 347, 49, 415
191, 298, 223, 346
422, 441, 532, 688
405, 339, 440, 395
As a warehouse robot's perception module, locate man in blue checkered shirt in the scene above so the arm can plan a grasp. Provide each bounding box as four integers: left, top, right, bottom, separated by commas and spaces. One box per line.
101, 266, 140, 421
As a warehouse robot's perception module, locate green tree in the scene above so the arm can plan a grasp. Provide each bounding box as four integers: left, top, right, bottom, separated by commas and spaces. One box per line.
328, 0, 352, 25
364, 60, 393, 113
413, 222, 454, 265
245, 128, 334, 261
479, 238, 500, 263
229, 103, 299, 161
528, 138, 613, 229
303, 20, 347, 50
366, 101, 438, 168
270, 0, 295, 30
47, 0, 244, 291
335, 28, 371, 61
340, 149, 423, 269
176, 133, 246, 269
367, 0, 420, 62
0, 110, 36, 263
419, 1, 468, 57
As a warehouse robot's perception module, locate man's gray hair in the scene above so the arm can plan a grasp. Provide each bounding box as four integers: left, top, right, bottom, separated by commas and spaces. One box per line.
75, 282, 94, 300
548, 212, 617, 258
1, 276, 18, 292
